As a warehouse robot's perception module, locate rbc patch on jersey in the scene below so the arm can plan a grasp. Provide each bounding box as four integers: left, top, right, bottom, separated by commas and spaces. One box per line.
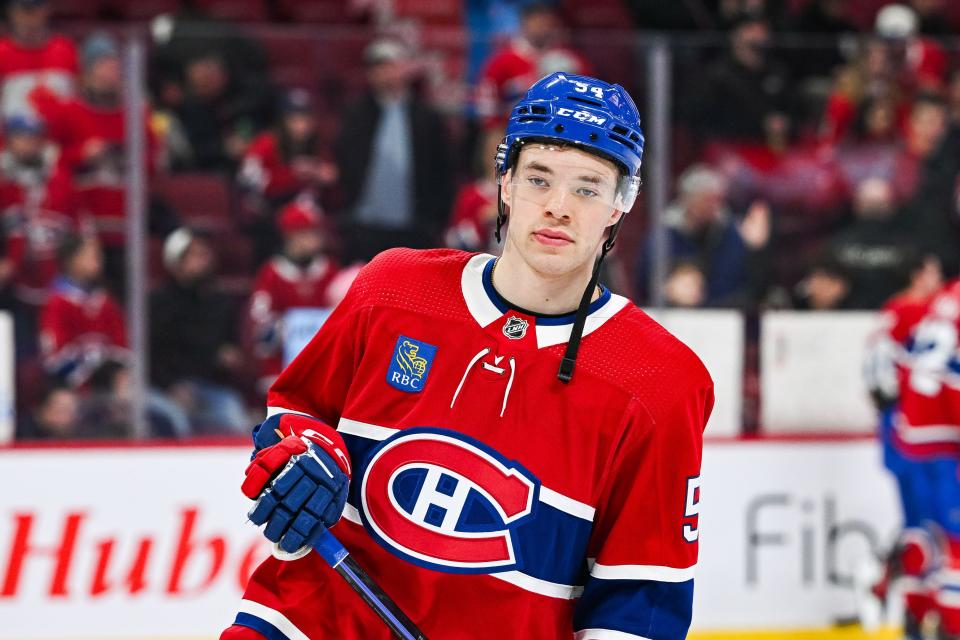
359, 427, 540, 573
387, 335, 437, 393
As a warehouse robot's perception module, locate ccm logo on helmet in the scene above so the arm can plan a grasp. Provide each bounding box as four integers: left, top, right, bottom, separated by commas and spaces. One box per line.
556, 107, 606, 126
360, 428, 539, 573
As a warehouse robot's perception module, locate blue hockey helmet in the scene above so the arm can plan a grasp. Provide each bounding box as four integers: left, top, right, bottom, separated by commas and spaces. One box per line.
496, 72, 644, 211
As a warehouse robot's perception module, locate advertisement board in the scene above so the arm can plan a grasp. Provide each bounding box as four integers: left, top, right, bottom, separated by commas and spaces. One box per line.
0, 438, 900, 637
761, 311, 880, 434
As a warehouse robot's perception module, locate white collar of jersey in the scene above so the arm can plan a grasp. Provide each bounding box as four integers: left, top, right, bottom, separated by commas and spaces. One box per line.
461, 253, 628, 349
271, 255, 329, 283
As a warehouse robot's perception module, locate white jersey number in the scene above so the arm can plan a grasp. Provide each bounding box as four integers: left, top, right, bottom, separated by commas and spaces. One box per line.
683, 476, 701, 543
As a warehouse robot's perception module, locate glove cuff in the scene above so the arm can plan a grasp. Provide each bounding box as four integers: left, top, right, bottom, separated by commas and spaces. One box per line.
273, 413, 352, 478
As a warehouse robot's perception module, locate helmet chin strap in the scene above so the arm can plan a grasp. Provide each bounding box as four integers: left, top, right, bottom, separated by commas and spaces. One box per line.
495, 184, 507, 243
557, 215, 624, 384
494, 188, 624, 384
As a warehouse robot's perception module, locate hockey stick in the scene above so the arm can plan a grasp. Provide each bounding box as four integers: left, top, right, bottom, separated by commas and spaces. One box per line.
312, 527, 429, 640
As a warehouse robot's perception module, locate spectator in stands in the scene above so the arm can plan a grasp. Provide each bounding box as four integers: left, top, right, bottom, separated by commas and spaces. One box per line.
0, 0, 77, 120
238, 88, 338, 262
689, 13, 792, 142
172, 51, 274, 172
150, 227, 247, 434
149, 4, 273, 172
898, 93, 959, 271
79, 359, 191, 439
334, 39, 453, 263
875, 3, 947, 92
0, 114, 80, 309
38, 234, 128, 388
240, 88, 337, 206
635, 164, 771, 308
30, 31, 159, 296
19, 383, 80, 440
444, 127, 501, 253
792, 257, 851, 310
243, 201, 355, 396
853, 96, 899, 144
663, 260, 707, 308
822, 177, 921, 309
475, 2, 591, 129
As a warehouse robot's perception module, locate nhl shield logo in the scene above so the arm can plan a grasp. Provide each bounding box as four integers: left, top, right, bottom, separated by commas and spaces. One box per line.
502, 316, 528, 340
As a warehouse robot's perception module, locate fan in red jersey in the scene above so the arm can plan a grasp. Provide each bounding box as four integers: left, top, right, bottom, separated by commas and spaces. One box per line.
475, 3, 591, 130
222, 73, 712, 640
0, 0, 77, 121
38, 233, 127, 388
0, 113, 83, 307
29, 31, 158, 293
243, 200, 357, 395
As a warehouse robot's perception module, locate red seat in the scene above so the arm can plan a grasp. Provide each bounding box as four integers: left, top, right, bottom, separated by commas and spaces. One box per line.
561, 0, 634, 29
275, 0, 361, 23
152, 173, 235, 234
195, 0, 269, 22
393, 0, 463, 26
48, 0, 103, 19
105, 0, 180, 20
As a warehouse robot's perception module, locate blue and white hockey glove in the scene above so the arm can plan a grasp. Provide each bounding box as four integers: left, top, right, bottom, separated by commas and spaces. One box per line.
242, 417, 352, 554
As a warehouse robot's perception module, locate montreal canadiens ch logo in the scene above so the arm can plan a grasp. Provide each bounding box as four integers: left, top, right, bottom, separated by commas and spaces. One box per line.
359, 428, 540, 573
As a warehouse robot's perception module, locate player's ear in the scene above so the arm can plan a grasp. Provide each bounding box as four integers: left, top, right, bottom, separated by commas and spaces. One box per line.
500, 169, 512, 203
607, 209, 624, 227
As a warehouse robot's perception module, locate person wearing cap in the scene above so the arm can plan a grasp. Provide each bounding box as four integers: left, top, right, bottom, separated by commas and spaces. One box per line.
242, 200, 354, 395
333, 38, 453, 263
0, 0, 78, 120
29, 31, 158, 294
0, 113, 82, 309
238, 87, 338, 262
150, 227, 247, 435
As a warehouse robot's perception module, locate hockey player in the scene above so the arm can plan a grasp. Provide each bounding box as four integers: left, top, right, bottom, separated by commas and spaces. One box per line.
866, 269, 960, 639
222, 72, 714, 639
862, 254, 943, 636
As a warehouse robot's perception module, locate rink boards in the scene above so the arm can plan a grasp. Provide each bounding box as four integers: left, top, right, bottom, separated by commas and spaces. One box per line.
0, 437, 900, 638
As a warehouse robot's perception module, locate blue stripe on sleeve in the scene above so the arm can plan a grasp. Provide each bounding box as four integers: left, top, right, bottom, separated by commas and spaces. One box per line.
234, 612, 289, 640
573, 577, 694, 640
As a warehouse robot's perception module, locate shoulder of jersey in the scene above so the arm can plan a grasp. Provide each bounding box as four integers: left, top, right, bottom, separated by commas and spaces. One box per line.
585, 302, 713, 405
350, 247, 474, 316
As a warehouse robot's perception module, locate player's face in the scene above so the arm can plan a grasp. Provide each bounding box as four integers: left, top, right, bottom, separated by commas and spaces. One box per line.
501, 145, 622, 280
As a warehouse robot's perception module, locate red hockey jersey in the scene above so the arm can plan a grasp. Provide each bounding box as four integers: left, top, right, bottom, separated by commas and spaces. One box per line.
896, 280, 960, 457
239, 132, 305, 201
443, 180, 497, 253
38, 276, 127, 386
29, 85, 157, 246
0, 149, 83, 304
0, 35, 77, 120
229, 249, 713, 639
476, 39, 591, 128
244, 255, 342, 391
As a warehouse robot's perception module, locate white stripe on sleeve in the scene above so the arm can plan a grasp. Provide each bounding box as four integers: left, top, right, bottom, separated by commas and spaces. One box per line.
237, 599, 311, 640
589, 561, 696, 583
574, 629, 652, 640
